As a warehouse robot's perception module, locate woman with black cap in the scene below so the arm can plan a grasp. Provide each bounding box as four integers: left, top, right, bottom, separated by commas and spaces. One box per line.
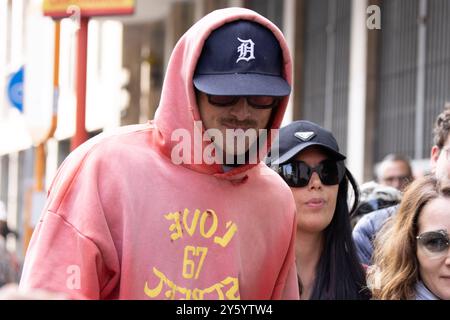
267, 120, 371, 300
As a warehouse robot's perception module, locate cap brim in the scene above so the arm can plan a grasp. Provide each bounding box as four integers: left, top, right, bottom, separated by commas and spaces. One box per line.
270, 142, 346, 166
193, 73, 291, 96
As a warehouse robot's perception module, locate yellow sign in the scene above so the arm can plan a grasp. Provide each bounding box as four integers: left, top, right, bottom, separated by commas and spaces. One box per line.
43, 0, 135, 18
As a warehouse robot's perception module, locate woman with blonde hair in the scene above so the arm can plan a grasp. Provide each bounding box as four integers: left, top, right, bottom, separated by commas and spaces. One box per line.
368, 175, 450, 300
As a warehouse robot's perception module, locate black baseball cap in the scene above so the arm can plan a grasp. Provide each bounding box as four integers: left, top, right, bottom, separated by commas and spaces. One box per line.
267, 120, 346, 166
193, 20, 291, 97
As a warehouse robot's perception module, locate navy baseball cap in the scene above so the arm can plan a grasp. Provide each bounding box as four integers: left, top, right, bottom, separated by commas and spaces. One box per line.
193, 20, 291, 97
267, 120, 346, 166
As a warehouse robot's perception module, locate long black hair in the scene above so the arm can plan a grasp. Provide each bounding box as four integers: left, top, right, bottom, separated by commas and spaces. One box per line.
309, 169, 371, 300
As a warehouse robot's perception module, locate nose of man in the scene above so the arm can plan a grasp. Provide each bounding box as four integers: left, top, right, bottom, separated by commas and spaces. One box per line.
391, 179, 401, 190
229, 98, 252, 121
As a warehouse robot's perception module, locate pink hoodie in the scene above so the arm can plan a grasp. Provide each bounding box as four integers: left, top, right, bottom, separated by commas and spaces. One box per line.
19, 8, 298, 300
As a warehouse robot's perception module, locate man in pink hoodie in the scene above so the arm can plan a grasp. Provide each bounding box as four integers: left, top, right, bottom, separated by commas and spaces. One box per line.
19, 8, 298, 300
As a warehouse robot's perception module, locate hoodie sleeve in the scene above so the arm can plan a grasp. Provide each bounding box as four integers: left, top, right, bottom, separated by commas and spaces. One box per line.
19, 143, 121, 300
272, 211, 299, 300
20, 213, 108, 299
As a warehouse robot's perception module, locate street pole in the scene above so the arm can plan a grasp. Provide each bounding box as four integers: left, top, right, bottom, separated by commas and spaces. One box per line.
71, 16, 89, 151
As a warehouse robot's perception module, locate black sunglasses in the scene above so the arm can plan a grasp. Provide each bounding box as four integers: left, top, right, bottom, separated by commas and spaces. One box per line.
207, 94, 281, 109
416, 229, 449, 257
277, 159, 346, 188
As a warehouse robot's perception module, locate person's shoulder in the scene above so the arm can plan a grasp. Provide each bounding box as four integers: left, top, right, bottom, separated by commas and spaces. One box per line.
86, 123, 154, 152
256, 163, 292, 190
367, 205, 399, 228
47, 124, 157, 195
354, 204, 399, 234
254, 163, 296, 208
64, 123, 155, 165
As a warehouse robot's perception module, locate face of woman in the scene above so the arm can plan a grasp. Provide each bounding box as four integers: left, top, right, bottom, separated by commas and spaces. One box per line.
290, 147, 339, 233
416, 197, 450, 300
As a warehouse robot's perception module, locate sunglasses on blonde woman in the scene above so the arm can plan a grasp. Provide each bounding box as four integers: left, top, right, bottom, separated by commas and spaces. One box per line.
416, 229, 450, 259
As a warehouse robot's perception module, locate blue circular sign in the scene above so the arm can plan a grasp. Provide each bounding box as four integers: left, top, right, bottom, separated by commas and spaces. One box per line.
7, 66, 24, 112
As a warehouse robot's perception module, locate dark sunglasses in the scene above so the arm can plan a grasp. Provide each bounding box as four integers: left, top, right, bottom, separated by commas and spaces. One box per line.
277, 159, 346, 188
416, 229, 449, 257
207, 94, 281, 109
